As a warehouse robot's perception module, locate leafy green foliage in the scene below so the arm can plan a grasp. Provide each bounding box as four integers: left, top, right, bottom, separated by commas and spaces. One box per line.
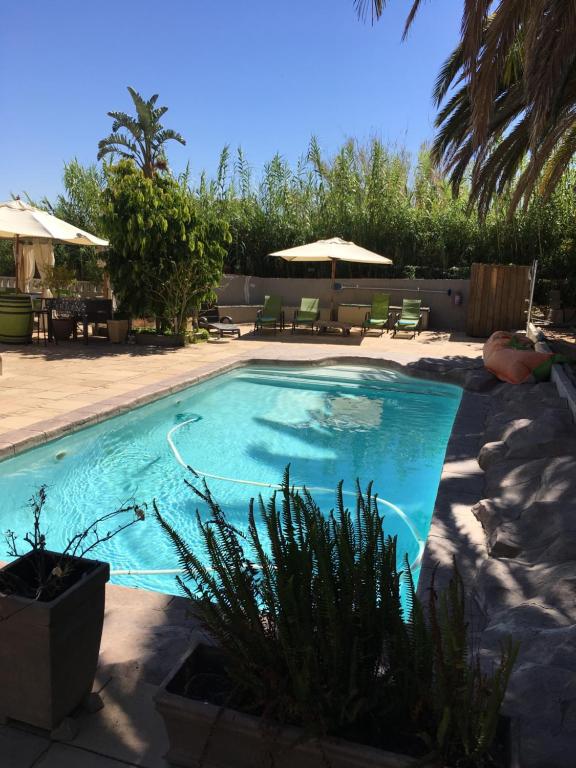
195, 139, 576, 300
101, 161, 230, 327
98, 87, 185, 178
0, 241, 14, 276
156, 469, 516, 765
40, 264, 76, 297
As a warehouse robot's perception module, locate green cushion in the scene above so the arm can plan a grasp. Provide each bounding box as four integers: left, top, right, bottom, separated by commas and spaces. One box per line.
299, 297, 319, 314
262, 295, 282, 319
370, 293, 390, 320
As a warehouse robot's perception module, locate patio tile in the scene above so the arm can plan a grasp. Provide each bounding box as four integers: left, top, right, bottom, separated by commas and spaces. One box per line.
0, 724, 50, 767
35, 743, 138, 767
68, 677, 169, 767
0, 441, 15, 459
0, 427, 46, 446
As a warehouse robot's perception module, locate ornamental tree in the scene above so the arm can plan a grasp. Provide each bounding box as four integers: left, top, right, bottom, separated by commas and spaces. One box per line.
101, 161, 230, 329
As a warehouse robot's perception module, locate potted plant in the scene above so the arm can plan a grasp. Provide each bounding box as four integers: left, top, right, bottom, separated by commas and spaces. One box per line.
41, 265, 78, 341
0, 486, 145, 735
154, 470, 516, 768
107, 309, 130, 343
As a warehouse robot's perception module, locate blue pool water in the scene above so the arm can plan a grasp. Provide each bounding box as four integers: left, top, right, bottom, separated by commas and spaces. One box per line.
0, 365, 461, 594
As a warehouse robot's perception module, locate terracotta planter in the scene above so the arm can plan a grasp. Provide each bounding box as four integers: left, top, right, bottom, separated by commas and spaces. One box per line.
51, 317, 75, 341
0, 550, 109, 731
154, 639, 416, 768
134, 332, 187, 348
107, 319, 129, 343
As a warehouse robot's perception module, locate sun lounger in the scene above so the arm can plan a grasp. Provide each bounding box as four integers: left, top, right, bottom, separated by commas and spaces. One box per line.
361, 293, 390, 336
254, 295, 284, 334
199, 306, 241, 338
392, 299, 422, 338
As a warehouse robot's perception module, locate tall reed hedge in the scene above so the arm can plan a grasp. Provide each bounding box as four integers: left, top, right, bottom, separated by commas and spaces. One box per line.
196, 138, 576, 299
6, 139, 576, 303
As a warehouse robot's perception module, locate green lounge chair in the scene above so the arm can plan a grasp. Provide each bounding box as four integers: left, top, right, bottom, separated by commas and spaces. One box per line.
254, 295, 284, 334
292, 297, 320, 333
392, 299, 423, 338
361, 293, 391, 336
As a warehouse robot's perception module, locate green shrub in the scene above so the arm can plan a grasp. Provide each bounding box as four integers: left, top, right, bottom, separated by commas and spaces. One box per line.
156, 469, 516, 765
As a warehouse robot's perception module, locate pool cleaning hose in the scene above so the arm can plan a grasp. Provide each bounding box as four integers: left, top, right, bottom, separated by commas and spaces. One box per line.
110, 415, 424, 577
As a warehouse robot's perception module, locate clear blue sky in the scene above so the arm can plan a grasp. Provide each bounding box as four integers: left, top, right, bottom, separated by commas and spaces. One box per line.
0, 0, 460, 202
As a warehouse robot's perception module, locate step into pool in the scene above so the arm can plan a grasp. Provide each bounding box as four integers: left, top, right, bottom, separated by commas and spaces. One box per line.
0, 364, 462, 593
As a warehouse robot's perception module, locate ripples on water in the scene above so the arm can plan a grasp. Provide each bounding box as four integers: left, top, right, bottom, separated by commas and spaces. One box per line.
0, 365, 461, 595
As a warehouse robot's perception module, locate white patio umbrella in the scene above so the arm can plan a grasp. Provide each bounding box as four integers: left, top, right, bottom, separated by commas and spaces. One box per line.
0, 199, 108, 292
269, 237, 393, 317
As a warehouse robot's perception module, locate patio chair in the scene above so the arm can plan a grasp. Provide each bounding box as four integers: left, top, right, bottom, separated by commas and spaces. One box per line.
292, 298, 320, 333
361, 293, 391, 336
392, 299, 423, 339
254, 295, 284, 334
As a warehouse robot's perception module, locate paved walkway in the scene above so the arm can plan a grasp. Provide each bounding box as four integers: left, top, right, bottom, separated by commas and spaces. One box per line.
0, 327, 485, 767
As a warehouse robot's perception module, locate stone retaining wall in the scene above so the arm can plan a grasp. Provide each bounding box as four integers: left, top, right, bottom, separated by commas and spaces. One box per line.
412, 357, 576, 767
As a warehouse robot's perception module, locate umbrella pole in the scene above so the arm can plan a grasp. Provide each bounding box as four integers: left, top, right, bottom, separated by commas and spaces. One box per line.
330, 259, 336, 320
14, 234, 20, 293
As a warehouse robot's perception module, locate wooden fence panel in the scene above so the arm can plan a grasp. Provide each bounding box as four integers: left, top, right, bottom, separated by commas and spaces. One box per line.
466, 263, 531, 337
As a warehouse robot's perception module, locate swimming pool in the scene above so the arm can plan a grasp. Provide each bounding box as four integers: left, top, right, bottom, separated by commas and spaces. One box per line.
0, 364, 461, 593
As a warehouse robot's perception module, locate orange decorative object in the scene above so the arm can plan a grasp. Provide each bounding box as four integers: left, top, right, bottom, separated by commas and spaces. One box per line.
483, 331, 553, 384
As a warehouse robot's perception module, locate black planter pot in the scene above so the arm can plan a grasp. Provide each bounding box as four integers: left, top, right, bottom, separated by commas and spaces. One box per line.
0, 550, 109, 732
51, 317, 75, 341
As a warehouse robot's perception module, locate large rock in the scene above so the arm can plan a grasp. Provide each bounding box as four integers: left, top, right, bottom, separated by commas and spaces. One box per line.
463, 368, 500, 392
537, 456, 576, 502
477, 440, 506, 470
486, 501, 576, 559
519, 625, 576, 671
504, 411, 576, 460
483, 456, 549, 497
487, 523, 524, 558
527, 532, 576, 565
504, 663, 576, 768
471, 497, 522, 536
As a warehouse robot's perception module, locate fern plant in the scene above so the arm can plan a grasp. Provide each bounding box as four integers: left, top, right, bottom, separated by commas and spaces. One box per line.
155, 468, 516, 765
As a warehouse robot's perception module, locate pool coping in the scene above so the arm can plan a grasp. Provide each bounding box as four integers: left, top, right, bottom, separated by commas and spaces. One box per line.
0, 353, 471, 462
416, 388, 488, 601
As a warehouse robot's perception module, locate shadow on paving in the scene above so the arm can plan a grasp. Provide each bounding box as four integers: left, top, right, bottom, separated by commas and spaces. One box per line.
0, 340, 192, 363
70, 584, 201, 767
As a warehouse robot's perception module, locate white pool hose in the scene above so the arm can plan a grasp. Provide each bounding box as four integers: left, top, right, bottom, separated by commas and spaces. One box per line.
110, 414, 425, 577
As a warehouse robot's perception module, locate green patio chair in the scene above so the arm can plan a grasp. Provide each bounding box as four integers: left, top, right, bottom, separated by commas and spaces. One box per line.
254, 295, 284, 334
361, 293, 391, 336
392, 299, 423, 338
292, 297, 320, 333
